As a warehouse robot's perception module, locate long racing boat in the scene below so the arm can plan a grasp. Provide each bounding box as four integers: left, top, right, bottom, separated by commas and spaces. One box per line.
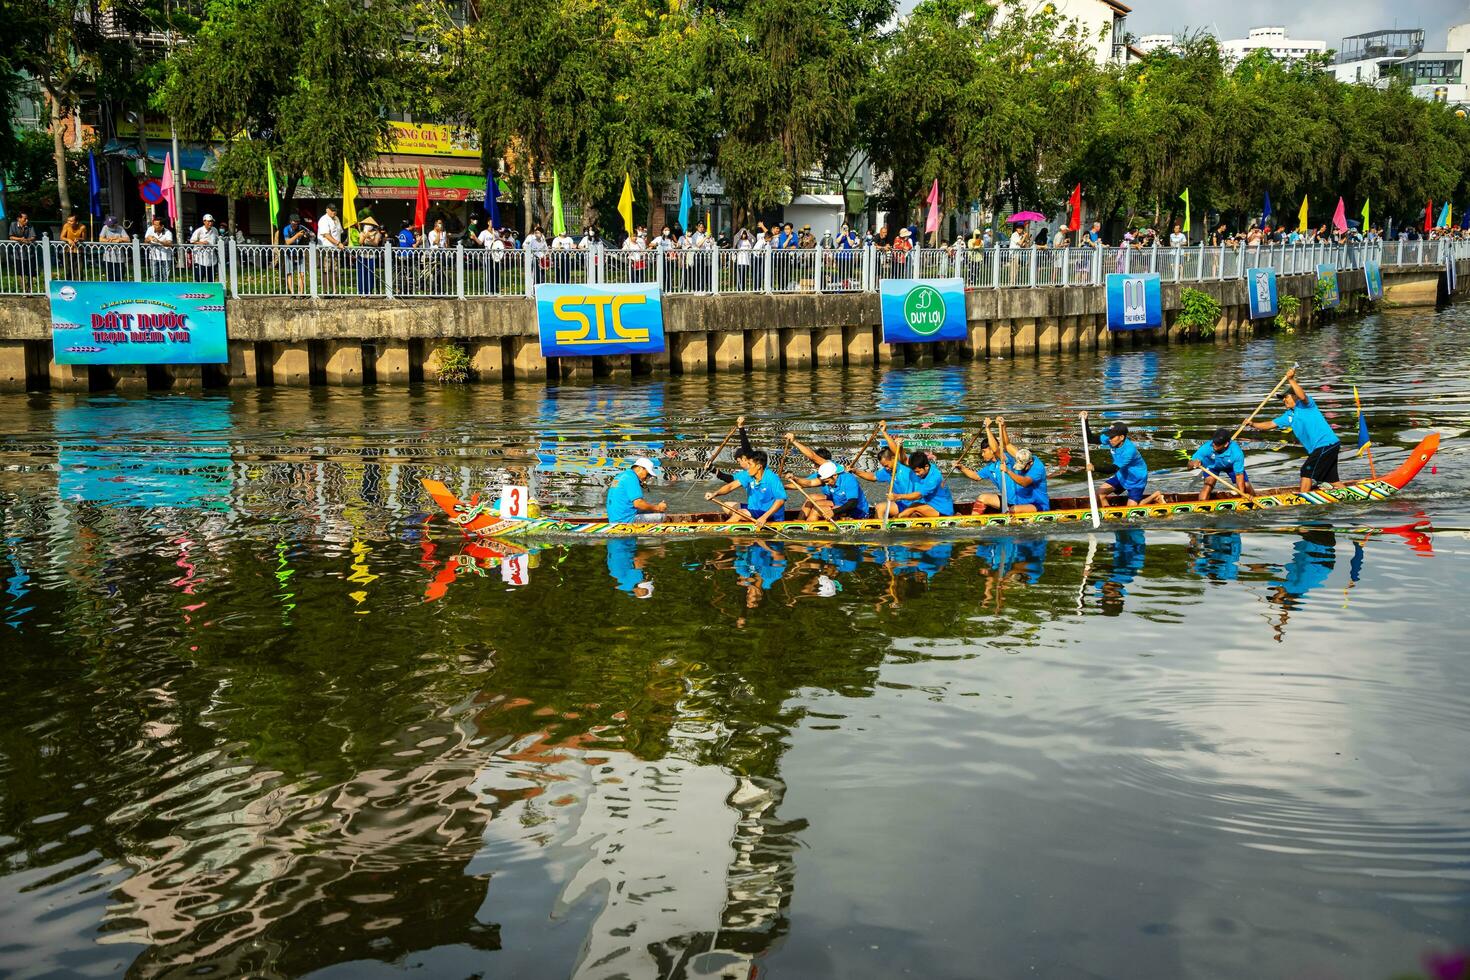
421, 433, 1440, 539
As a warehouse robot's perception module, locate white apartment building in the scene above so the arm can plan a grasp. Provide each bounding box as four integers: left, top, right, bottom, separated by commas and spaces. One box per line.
1221, 26, 1328, 63
1014, 0, 1135, 66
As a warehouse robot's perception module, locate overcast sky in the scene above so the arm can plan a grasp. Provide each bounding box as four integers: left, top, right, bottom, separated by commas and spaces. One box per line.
1128, 0, 1469, 49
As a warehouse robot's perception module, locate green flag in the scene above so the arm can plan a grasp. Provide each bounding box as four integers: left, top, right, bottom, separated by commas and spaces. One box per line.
1179, 188, 1191, 234
1361, 197, 1370, 231
266, 155, 281, 243
551, 170, 565, 236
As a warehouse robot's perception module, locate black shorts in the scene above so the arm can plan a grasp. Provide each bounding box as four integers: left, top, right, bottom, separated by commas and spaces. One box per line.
1301, 443, 1340, 485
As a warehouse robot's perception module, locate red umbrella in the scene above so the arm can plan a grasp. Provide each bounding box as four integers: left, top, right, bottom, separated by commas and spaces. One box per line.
1007, 211, 1046, 223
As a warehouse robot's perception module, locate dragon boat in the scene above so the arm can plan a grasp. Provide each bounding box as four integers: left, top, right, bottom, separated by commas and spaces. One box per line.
421, 434, 1439, 540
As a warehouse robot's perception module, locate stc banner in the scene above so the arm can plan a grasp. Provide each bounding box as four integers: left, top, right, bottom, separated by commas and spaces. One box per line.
535, 283, 666, 357
879, 278, 967, 344
1246, 267, 1279, 320
49, 281, 227, 365
1105, 273, 1163, 330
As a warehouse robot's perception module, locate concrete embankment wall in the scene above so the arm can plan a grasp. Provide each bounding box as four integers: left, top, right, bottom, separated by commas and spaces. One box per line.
0, 263, 1456, 392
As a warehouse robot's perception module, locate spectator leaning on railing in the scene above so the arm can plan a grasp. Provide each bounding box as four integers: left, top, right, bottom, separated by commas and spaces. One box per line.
98, 216, 129, 281
144, 216, 174, 281
8, 211, 39, 290
189, 214, 219, 282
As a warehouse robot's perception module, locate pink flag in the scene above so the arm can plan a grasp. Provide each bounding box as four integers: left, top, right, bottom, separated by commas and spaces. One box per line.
160, 152, 178, 225
1332, 196, 1347, 233
925, 179, 940, 235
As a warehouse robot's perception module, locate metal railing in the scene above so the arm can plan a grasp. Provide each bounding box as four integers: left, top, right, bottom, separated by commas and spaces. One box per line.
2, 237, 1462, 300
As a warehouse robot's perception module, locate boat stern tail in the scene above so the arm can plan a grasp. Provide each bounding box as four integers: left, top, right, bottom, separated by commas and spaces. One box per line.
1381, 433, 1440, 490
421, 479, 464, 519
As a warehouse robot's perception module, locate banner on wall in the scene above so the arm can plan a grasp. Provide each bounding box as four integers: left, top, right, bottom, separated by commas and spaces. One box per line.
535, 283, 666, 357
1316, 264, 1340, 309
1105, 273, 1162, 330
49, 281, 227, 365
1246, 267, 1279, 320
1444, 250, 1457, 294
1364, 260, 1383, 301
879, 278, 966, 344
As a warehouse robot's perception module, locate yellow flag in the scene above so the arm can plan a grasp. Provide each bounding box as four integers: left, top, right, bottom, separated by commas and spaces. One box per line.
618, 173, 634, 235
1298, 194, 1308, 233
343, 160, 360, 246
706, 209, 712, 233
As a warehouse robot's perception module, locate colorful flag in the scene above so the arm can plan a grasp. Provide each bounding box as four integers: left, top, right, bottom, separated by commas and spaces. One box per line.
1179, 188, 1190, 233
1425, 199, 1433, 232
706, 209, 711, 235
1360, 197, 1370, 231
1332, 197, 1347, 233
1441, 202, 1453, 228
1353, 386, 1370, 456
551, 170, 565, 236
483, 168, 501, 229
1067, 183, 1082, 232
266, 155, 280, 241
87, 151, 101, 217
617, 172, 634, 235
925, 179, 940, 236
160, 152, 177, 224
414, 166, 429, 230
1298, 194, 1309, 233
342, 160, 360, 246
678, 174, 692, 232
1262, 190, 1272, 228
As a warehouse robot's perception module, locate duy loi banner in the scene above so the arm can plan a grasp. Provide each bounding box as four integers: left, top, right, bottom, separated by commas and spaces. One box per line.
879, 278, 967, 344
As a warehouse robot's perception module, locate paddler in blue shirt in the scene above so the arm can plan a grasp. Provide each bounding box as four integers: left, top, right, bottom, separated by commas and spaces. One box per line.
606, 457, 668, 524
1083, 412, 1156, 506
1189, 427, 1254, 500
957, 417, 1049, 514
851, 422, 913, 519
887, 450, 955, 518
706, 449, 788, 528
1244, 367, 1342, 491
786, 460, 872, 520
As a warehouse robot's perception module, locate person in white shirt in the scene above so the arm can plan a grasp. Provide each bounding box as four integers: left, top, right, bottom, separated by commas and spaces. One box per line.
735, 228, 754, 290
1169, 223, 1187, 247
425, 218, 451, 292
144, 216, 174, 281
752, 229, 770, 291
551, 229, 575, 283
1008, 227, 1025, 249
317, 205, 344, 248
189, 213, 220, 282
314, 205, 345, 290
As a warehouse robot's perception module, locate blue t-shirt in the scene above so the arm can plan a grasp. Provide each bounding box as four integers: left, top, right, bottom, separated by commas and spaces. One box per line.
744, 468, 787, 516
397, 229, 416, 250
1272, 396, 1338, 453
605, 538, 643, 592
1013, 457, 1049, 511
976, 459, 1026, 506
823, 471, 870, 518
874, 462, 916, 496
1192, 441, 1247, 476
907, 467, 955, 516
1279, 538, 1335, 597
606, 469, 646, 523
1101, 434, 1149, 489
814, 545, 862, 574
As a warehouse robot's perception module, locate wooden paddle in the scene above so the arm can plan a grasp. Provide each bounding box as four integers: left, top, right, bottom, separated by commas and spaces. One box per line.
851, 425, 881, 470
708, 494, 793, 538
950, 427, 986, 474
883, 438, 902, 531
701, 419, 741, 477
784, 473, 830, 520
1231, 362, 1299, 443
1198, 464, 1256, 502
1079, 413, 1102, 529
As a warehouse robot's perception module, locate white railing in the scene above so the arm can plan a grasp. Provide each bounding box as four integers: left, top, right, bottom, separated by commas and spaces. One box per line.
1, 237, 1460, 299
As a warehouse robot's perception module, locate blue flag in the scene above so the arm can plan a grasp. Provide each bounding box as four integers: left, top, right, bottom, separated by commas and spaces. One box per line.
1262, 190, 1272, 227
88, 151, 102, 217
678, 175, 692, 232
483, 169, 501, 230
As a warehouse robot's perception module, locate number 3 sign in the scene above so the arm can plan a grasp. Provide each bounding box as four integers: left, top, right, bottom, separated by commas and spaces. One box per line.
499, 485, 530, 519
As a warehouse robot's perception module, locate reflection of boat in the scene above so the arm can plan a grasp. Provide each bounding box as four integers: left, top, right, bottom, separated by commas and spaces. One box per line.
422, 434, 1440, 540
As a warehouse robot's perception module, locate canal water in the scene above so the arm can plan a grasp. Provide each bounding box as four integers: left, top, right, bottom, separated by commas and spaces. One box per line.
1, 310, 1467, 979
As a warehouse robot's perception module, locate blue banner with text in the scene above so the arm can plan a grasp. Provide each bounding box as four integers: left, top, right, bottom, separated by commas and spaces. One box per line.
1316, 264, 1340, 308
879, 278, 967, 344
535, 283, 666, 357
1246, 267, 1279, 320
49, 281, 227, 365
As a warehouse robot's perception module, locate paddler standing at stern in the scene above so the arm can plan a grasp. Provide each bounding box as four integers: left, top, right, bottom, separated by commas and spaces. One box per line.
1243, 367, 1342, 491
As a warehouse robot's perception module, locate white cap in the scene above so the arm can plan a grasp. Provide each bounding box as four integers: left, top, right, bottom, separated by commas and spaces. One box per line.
202, 213, 214, 221
817, 574, 838, 597
635, 581, 654, 599
632, 456, 658, 475
817, 461, 839, 480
